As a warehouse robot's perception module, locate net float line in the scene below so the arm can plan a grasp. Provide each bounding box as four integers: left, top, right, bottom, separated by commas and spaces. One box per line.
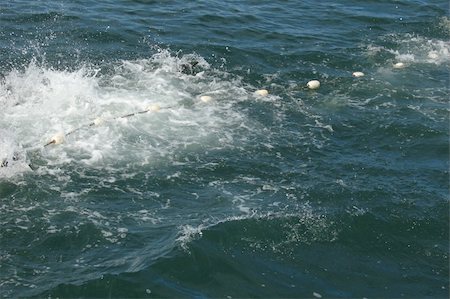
44, 103, 165, 147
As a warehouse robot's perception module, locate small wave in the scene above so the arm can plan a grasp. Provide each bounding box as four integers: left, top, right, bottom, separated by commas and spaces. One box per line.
176, 203, 340, 252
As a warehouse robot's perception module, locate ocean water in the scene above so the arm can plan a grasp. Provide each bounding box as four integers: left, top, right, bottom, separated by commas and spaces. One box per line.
0, 0, 449, 298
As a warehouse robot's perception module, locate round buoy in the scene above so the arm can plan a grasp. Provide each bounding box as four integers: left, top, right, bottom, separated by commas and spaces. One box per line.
50, 132, 65, 145
393, 62, 405, 69
307, 80, 320, 90
254, 89, 269, 97
146, 104, 161, 112
93, 117, 104, 126
199, 95, 213, 103
352, 71, 365, 78
428, 51, 439, 59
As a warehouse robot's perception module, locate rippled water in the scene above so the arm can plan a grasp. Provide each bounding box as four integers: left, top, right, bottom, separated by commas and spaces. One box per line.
0, 1, 449, 298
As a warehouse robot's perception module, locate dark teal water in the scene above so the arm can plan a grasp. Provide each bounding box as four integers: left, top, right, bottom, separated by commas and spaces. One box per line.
0, 1, 449, 298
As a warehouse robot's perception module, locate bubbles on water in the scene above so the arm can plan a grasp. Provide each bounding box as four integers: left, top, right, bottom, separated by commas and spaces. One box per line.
366, 33, 450, 67
177, 224, 205, 250
0, 129, 31, 178
176, 201, 340, 254
438, 16, 450, 35
0, 49, 260, 181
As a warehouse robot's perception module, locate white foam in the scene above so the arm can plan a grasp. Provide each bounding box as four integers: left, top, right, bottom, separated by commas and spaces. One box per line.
177, 224, 205, 250
0, 50, 256, 179
368, 34, 450, 67
439, 16, 450, 34
0, 129, 31, 178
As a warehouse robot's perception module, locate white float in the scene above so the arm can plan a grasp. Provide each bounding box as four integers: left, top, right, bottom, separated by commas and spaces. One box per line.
146, 104, 161, 112
254, 89, 269, 97
199, 95, 213, 103
49, 132, 65, 145
93, 117, 104, 126
393, 62, 405, 69
306, 80, 320, 90
428, 51, 439, 59
352, 71, 365, 77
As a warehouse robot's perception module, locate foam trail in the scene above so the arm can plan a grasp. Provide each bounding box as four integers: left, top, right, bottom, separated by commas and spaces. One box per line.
0, 50, 257, 180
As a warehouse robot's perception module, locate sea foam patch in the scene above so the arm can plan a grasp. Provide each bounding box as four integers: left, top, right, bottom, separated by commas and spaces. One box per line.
367, 33, 450, 67
0, 130, 31, 178
0, 51, 256, 180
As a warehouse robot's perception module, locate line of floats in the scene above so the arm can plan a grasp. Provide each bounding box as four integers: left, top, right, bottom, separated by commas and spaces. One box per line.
45, 61, 408, 147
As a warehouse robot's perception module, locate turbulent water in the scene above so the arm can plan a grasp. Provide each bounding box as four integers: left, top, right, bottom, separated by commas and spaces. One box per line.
0, 1, 449, 298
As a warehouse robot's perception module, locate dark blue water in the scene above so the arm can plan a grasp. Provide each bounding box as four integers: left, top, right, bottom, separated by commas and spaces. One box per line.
1, 1, 449, 298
